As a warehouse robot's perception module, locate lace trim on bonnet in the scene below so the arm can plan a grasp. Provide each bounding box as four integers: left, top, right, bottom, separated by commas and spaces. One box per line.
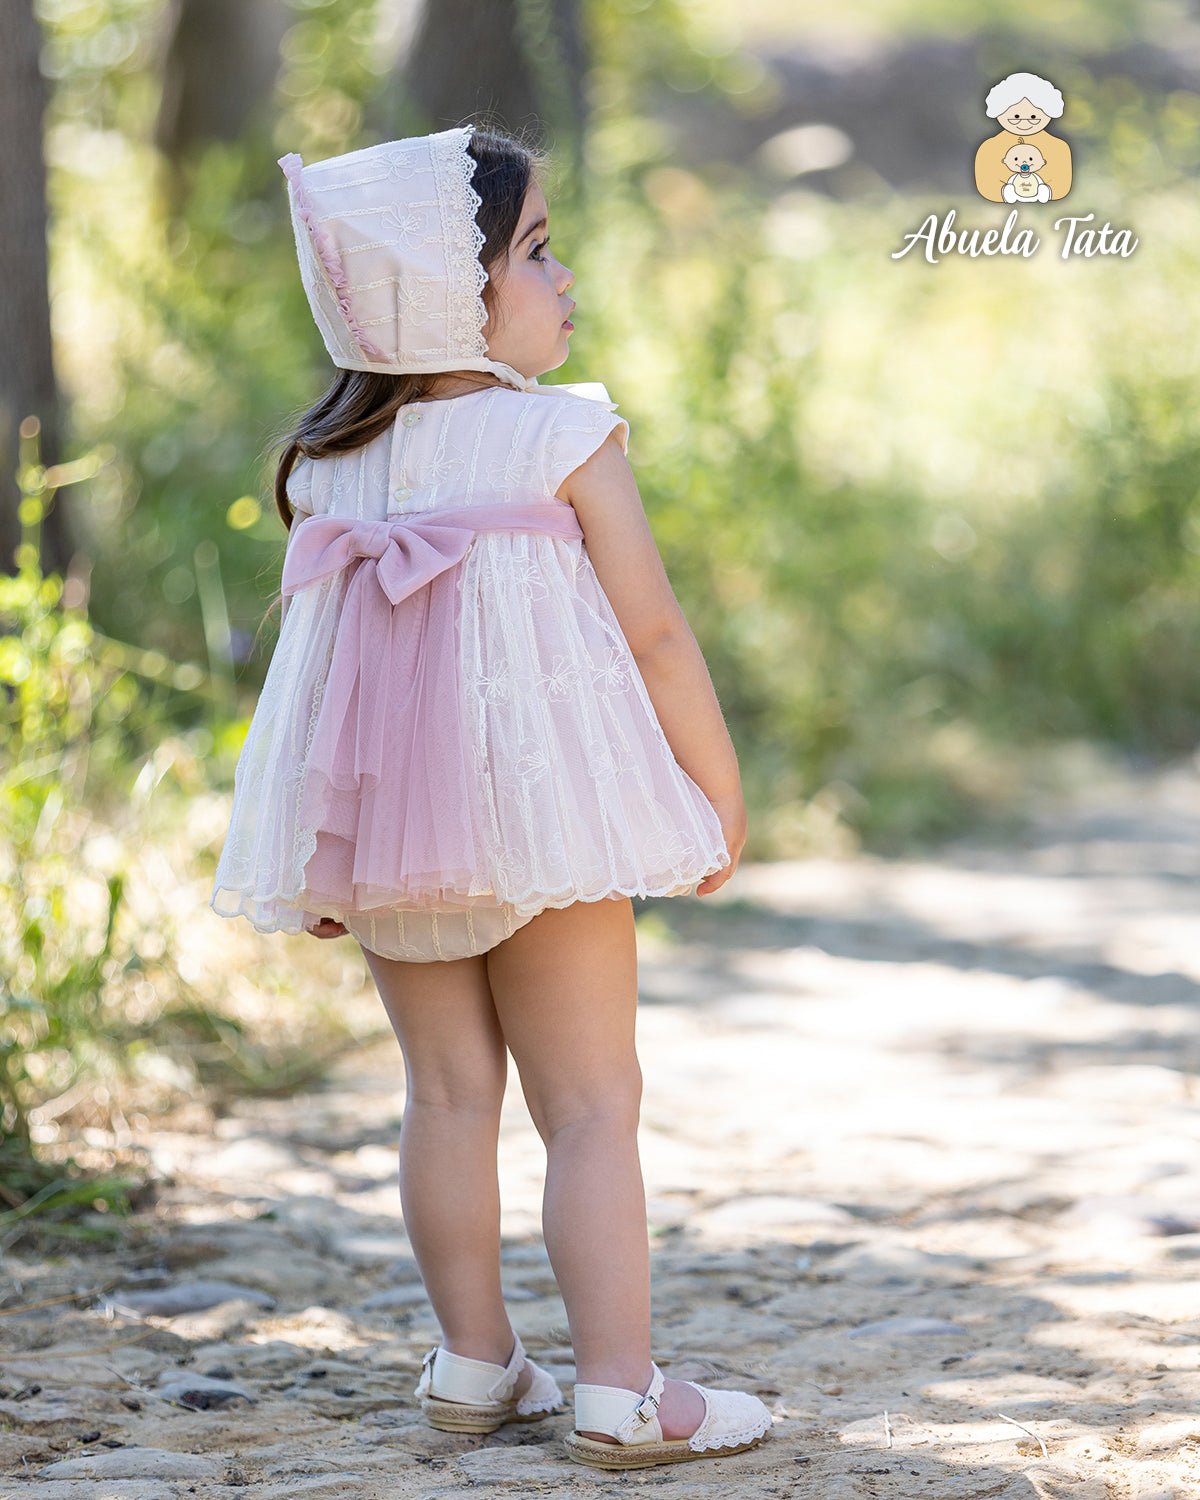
430, 126, 490, 361
278, 126, 529, 389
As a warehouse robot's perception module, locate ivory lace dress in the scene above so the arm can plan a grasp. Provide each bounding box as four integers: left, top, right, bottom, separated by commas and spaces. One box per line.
210, 383, 730, 961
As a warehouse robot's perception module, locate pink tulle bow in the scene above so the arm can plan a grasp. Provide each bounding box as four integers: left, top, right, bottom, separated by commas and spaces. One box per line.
282, 499, 585, 914
281, 501, 583, 602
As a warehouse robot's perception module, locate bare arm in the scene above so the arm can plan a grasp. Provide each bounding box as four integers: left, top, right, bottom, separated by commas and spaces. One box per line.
559, 431, 745, 892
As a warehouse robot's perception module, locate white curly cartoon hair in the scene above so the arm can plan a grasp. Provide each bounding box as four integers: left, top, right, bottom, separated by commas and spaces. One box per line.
985, 72, 1064, 120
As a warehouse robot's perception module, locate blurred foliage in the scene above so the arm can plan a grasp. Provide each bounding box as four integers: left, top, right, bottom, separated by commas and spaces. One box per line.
32, 0, 1200, 863
0, 423, 159, 1239
686, 0, 1170, 47
0, 424, 362, 1237
7, 0, 1197, 1209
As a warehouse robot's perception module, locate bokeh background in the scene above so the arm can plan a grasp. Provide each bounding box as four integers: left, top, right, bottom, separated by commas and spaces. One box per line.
3, 0, 1200, 1231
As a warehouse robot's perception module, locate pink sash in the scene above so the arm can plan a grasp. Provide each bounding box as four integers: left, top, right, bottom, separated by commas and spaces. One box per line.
281, 500, 584, 913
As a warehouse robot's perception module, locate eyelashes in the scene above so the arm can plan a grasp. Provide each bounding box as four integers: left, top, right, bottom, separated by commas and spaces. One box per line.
529, 237, 550, 262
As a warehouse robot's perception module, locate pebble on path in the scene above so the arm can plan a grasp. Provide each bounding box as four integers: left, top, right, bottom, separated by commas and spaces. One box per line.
847, 1316, 971, 1339
103, 1280, 275, 1318
38, 1445, 222, 1479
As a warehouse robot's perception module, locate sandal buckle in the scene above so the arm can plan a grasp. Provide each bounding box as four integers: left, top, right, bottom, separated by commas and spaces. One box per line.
634, 1393, 659, 1424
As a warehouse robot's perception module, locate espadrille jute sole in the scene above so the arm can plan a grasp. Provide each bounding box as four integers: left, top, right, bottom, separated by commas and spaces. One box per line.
563, 1431, 763, 1469
421, 1396, 557, 1433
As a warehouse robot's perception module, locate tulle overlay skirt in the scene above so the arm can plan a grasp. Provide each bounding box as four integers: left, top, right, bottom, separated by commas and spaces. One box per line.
211, 531, 729, 961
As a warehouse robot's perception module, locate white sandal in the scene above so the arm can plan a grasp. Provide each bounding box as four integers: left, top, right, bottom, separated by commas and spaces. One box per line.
564, 1361, 773, 1469
415, 1332, 565, 1433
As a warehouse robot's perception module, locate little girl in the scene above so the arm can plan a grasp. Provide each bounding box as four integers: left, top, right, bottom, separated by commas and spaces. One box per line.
211, 125, 772, 1470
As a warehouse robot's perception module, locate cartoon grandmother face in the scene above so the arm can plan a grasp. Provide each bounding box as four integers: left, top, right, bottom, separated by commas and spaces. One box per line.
984, 72, 1065, 136
996, 97, 1052, 136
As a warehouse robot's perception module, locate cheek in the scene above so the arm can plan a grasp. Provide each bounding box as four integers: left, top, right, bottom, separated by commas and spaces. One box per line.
503, 267, 561, 337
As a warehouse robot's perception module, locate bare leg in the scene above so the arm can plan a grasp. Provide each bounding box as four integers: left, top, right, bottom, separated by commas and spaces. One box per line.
486, 897, 704, 1442
361, 946, 531, 1397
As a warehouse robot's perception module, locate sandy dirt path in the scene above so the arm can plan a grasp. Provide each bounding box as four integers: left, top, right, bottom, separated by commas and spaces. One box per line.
3, 768, 1200, 1499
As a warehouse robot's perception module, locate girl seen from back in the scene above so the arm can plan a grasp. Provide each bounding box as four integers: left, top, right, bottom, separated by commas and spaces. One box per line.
211, 125, 773, 1469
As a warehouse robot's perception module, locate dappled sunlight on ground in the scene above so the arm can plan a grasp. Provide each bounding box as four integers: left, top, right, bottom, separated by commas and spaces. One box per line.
3, 767, 1200, 1497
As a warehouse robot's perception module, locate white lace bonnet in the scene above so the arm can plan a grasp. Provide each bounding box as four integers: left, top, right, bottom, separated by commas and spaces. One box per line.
278, 126, 536, 394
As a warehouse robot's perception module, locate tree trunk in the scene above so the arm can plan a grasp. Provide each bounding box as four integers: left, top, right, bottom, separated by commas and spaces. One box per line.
155, 0, 289, 163
0, 0, 70, 578
404, 0, 585, 157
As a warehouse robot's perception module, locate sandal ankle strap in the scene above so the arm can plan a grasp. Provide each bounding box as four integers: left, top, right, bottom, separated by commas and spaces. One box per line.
573, 1362, 665, 1443
416, 1332, 527, 1403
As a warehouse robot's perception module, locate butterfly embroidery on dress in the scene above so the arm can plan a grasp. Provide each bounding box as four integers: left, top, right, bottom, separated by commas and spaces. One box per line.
643, 824, 694, 866
514, 740, 552, 781
511, 558, 550, 603
423, 455, 468, 489
536, 655, 582, 700
591, 648, 631, 695
487, 452, 539, 489
474, 665, 512, 704
491, 846, 530, 885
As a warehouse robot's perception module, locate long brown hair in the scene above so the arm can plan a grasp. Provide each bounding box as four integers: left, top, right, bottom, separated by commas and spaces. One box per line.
271, 129, 537, 533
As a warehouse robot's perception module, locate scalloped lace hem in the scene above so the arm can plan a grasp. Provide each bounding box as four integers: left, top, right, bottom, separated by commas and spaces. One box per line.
687, 1415, 773, 1452
517, 1394, 564, 1416
686, 1387, 773, 1452
211, 862, 728, 936
518, 1363, 565, 1415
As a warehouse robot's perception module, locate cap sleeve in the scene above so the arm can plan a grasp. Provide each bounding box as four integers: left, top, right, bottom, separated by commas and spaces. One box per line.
542, 396, 630, 496
286, 456, 315, 519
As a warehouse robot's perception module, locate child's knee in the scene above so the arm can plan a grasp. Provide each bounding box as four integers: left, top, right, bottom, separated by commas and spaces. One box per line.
524, 1063, 643, 1143
406, 1055, 508, 1115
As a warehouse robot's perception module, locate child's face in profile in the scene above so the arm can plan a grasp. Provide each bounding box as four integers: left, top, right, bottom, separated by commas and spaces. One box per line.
482, 181, 576, 379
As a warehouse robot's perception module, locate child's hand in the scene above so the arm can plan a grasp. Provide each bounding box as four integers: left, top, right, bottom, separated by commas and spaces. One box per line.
305, 916, 349, 939
696, 791, 747, 896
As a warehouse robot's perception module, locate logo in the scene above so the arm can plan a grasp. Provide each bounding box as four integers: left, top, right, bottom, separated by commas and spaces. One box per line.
974, 72, 1071, 203
891, 70, 1138, 264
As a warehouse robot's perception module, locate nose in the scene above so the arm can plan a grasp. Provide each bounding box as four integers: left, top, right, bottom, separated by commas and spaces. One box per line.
553, 254, 574, 293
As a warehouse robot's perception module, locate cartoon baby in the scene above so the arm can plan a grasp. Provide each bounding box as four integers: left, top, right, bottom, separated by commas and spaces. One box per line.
974, 71, 1072, 202
1001, 144, 1052, 202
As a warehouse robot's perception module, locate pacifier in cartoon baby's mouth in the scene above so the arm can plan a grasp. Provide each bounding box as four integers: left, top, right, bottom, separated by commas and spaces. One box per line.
1019, 162, 1032, 174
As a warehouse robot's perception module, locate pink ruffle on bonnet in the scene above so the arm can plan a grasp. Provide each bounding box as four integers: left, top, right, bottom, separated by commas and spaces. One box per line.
278, 126, 535, 393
